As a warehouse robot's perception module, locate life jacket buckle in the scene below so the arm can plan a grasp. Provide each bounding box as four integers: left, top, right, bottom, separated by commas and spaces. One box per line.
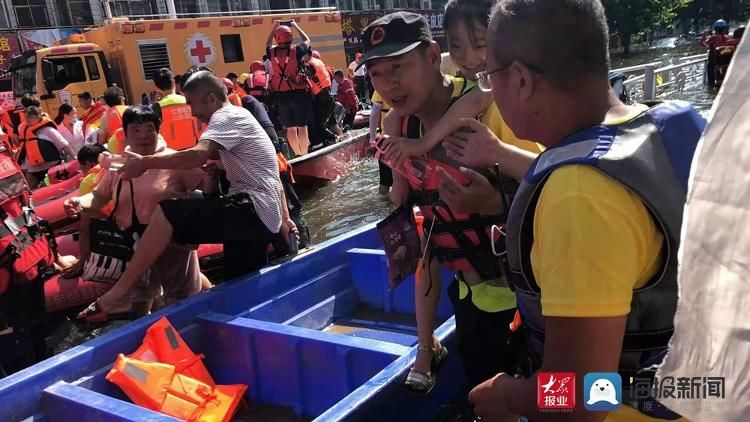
490, 224, 507, 257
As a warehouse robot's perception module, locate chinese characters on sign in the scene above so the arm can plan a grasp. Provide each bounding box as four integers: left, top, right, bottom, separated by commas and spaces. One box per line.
0, 32, 21, 76
537, 372, 576, 411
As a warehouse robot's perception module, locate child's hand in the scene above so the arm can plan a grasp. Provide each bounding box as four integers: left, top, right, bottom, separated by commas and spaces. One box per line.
380, 136, 428, 168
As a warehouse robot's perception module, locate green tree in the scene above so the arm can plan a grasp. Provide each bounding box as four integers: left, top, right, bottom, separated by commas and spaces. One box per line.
603, 0, 690, 54
676, 0, 750, 30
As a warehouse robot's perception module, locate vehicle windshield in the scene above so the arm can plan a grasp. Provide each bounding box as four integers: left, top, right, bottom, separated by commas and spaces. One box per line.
11, 55, 37, 97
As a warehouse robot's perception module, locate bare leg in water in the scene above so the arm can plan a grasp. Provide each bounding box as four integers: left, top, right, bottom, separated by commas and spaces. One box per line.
286, 127, 301, 156
412, 257, 443, 376
298, 126, 310, 154
79, 206, 174, 316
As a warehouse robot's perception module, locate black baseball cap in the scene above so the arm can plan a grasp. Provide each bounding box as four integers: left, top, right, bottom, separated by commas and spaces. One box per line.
358, 12, 433, 70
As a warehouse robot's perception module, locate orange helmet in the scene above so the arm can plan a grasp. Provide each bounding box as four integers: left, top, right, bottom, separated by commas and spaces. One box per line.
250, 61, 265, 72
221, 78, 235, 92
275, 25, 293, 44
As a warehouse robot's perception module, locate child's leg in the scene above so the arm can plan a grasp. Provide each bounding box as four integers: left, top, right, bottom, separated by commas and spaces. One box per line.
413, 257, 443, 375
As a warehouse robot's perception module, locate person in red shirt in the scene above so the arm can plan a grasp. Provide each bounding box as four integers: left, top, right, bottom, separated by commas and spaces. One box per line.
333, 70, 359, 129
703, 19, 731, 86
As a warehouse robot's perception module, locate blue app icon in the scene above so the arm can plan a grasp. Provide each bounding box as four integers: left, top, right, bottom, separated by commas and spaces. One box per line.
584, 372, 622, 411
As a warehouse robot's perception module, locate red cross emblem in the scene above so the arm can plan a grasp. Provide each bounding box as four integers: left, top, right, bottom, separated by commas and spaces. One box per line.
190, 40, 212, 64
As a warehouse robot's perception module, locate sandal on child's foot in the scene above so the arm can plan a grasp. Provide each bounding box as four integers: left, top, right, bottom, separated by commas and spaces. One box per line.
404, 343, 448, 394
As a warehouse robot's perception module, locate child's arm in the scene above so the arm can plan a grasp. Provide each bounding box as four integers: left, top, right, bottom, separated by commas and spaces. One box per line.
381, 89, 493, 167
383, 109, 411, 207
369, 101, 383, 142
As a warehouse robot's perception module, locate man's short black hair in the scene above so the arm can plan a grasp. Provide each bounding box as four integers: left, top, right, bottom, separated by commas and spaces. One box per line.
77, 144, 107, 165
263, 54, 269, 61
334, 69, 344, 78
122, 105, 161, 135
182, 71, 228, 102
103, 86, 125, 107
153, 68, 174, 90
489, 0, 610, 90
77, 91, 93, 100
226, 72, 238, 79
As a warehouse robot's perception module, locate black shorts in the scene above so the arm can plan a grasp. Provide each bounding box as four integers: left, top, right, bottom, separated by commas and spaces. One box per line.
378, 160, 393, 187
160, 194, 276, 280
275, 90, 312, 127
447, 278, 525, 388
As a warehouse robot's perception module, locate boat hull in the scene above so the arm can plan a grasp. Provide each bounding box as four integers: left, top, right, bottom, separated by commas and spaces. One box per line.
289, 130, 370, 186
0, 224, 465, 421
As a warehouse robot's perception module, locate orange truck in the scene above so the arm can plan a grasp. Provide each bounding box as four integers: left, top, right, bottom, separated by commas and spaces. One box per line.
9, 8, 346, 117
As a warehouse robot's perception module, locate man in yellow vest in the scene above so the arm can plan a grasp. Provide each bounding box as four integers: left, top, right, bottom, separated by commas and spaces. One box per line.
152, 68, 198, 151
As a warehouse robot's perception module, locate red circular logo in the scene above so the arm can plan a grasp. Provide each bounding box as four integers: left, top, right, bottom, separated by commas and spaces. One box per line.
371, 26, 386, 46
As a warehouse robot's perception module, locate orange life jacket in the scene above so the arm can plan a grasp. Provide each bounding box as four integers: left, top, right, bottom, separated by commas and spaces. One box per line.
247, 70, 268, 97
106, 317, 246, 421
128, 317, 214, 385
108, 128, 126, 154
106, 354, 246, 422
18, 118, 61, 166
2, 107, 26, 150
104, 105, 128, 137
81, 102, 106, 137
306, 57, 332, 96
270, 45, 308, 92
400, 113, 504, 281
227, 93, 242, 107
158, 95, 198, 151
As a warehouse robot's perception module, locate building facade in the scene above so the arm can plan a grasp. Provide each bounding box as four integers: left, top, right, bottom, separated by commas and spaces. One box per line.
0, 0, 442, 29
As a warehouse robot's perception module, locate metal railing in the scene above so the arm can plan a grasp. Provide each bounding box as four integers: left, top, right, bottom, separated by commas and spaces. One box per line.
613, 53, 707, 102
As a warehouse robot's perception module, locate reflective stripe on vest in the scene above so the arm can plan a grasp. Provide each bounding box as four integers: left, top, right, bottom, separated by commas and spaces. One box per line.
19, 118, 61, 166
159, 94, 198, 151
307, 58, 332, 96
270, 45, 307, 92
504, 101, 706, 419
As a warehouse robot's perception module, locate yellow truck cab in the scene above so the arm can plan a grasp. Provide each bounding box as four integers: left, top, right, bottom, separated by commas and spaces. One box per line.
10, 8, 346, 114
10, 39, 111, 117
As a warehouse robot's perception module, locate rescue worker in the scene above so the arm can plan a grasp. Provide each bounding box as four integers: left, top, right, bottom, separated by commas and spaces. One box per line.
226, 72, 247, 98
17, 106, 76, 187
246, 61, 269, 105
98, 86, 128, 145
1, 94, 41, 149
333, 70, 358, 130
454, 1, 705, 420
223, 78, 243, 106
362, 12, 524, 396
302, 48, 338, 147
703, 19, 731, 87
78, 91, 106, 141
266, 20, 313, 157
152, 68, 198, 151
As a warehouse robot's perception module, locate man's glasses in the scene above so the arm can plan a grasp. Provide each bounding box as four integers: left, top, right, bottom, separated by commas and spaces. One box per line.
475, 61, 544, 92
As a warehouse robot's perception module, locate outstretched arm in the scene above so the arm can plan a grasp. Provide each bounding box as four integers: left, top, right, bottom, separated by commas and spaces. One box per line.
118, 139, 219, 179
291, 21, 311, 48
383, 109, 410, 207
267, 21, 280, 47
381, 88, 493, 167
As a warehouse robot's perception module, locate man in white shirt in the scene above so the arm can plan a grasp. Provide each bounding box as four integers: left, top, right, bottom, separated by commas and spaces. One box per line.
348, 53, 368, 102
92, 71, 297, 317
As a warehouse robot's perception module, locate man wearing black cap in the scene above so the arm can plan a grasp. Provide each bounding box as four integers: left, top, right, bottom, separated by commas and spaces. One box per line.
361, 11, 520, 401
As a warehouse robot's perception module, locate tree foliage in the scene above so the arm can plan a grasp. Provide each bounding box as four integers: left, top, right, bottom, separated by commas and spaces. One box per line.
676, 0, 750, 29
602, 0, 691, 53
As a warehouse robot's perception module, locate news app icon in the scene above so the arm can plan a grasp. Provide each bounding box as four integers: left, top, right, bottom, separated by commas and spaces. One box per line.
537, 372, 575, 410
584, 372, 622, 411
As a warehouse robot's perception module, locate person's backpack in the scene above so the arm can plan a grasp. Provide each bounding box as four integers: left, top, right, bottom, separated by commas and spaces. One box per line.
0, 145, 56, 296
